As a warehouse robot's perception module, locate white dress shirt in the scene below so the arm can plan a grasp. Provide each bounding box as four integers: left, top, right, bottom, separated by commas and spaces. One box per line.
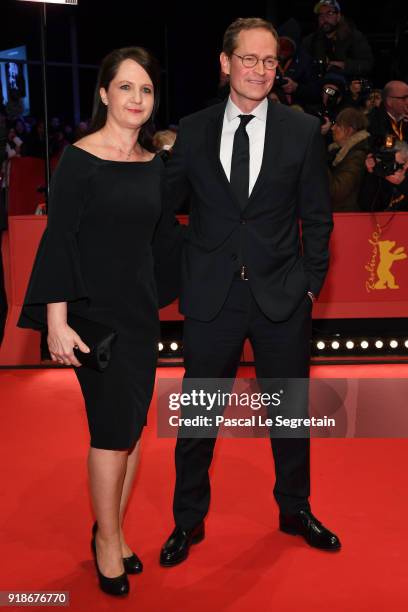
219, 96, 268, 195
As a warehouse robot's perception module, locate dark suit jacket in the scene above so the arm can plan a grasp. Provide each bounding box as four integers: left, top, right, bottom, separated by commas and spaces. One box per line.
166, 100, 333, 322
368, 104, 408, 145
359, 171, 408, 212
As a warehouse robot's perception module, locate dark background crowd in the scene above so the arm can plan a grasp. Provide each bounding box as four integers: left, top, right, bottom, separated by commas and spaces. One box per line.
1, 0, 408, 343
2, 0, 408, 214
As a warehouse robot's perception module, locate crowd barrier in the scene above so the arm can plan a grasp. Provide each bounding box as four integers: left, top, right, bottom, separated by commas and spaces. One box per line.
1, 212, 407, 365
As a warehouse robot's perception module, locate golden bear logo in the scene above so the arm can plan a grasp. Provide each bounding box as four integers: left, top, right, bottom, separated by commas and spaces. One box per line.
373, 240, 407, 289
366, 230, 407, 292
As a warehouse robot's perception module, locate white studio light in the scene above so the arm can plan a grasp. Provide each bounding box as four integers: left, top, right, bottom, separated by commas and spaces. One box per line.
360, 340, 369, 349
390, 340, 398, 349
158, 342, 164, 352
331, 341, 340, 350
346, 341, 354, 349
316, 341, 325, 350
375, 340, 384, 349
170, 342, 179, 351
405, 340, 408, 349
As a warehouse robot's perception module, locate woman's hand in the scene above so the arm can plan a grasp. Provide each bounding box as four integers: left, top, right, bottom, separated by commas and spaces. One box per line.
47, 302, 90, 366
48, 323, 90, 367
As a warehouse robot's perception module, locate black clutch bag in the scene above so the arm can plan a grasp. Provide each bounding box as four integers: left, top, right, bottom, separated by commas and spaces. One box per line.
68, 313, 117, 372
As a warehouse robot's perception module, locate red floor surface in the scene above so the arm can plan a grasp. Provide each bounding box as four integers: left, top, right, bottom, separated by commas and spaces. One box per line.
1, 365, 408, 611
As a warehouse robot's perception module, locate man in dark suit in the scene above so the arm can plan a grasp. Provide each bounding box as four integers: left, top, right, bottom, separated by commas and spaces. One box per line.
368, 80, 408, 145
160, 17, 340, 566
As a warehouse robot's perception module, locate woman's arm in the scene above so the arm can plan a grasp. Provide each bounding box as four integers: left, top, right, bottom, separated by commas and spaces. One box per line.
19, 148, 90, 343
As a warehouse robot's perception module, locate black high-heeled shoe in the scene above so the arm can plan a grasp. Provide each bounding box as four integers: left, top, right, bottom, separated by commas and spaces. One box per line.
92, 522, 143, 575
91, 530, 129, 596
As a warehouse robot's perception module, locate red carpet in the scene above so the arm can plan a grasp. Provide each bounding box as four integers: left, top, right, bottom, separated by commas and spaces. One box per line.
1, 365, 408, 611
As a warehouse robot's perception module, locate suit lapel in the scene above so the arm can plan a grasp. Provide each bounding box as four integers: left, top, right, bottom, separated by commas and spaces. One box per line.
206, 103, 230, 186
246, 100, 286, 208
205, 99, 286, 212
206, 102, 243, 211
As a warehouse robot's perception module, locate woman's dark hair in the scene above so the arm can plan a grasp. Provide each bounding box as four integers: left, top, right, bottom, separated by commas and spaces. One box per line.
90, 47, 160, 152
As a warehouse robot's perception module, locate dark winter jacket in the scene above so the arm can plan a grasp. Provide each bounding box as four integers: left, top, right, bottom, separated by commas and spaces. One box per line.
327, 129, 370, 211
303, 17, 374, 77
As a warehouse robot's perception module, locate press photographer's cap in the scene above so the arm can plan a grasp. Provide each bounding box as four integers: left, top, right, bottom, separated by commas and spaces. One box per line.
314, 0, 341, 14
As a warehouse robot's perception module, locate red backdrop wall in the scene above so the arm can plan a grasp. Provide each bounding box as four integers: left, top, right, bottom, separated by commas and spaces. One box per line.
1, 212, 407, 365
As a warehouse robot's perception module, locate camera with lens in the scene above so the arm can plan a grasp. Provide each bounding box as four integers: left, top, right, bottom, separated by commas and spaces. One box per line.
312, 83, 342, 125
357, 78, 372, 97
372, 135, 405, 177
315, 108, 336, 126
350, 77, 372, 99
317, 86, 341, 124
323, 85, 341, 107
312, 58, 327, 79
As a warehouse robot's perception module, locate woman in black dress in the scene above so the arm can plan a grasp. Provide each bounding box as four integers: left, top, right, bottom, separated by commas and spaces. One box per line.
18, 47, 181, 596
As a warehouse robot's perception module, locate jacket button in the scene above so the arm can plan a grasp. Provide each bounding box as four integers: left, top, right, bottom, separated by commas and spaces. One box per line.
231, 254, 238, 261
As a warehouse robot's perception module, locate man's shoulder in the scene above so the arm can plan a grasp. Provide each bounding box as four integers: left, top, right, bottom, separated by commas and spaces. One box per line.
179, 102, 225, 129
367, 105, 389, 132
338, 19, 369, 44
302, 31, 314, 46
348, 26, 370, 46
272, 102, 320, 132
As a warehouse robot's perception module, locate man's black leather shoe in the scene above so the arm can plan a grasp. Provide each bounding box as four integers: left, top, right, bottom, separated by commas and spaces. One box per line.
280, 509, 341, 551
160, 523, 205, 567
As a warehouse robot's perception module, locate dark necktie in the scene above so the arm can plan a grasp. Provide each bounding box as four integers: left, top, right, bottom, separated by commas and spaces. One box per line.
230, 114, 254, 210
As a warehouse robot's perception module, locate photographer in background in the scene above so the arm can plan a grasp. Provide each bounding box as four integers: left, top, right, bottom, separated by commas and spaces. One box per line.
152, 129, 177, 164
343, 78, 373, 110
274, 19, 315, 107
368, 81, 408, 144
359, 140, 408, 212
307, 71, 347, 137
327, 107, 370, 211
5, 127, 23, 159
304, 0, 373, 79
364, 88, 382, 115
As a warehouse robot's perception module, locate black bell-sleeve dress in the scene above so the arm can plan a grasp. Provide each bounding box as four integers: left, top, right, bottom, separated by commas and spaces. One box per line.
18, 144, 182, 450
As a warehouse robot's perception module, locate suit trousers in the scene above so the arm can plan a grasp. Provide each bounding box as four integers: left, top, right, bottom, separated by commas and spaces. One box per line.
173, 278, 313, 529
